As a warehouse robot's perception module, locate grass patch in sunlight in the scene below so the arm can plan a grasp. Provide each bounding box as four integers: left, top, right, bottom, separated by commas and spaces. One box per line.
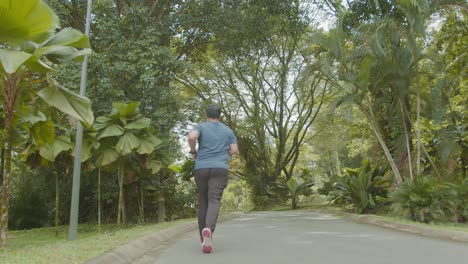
0, 218, 195, 264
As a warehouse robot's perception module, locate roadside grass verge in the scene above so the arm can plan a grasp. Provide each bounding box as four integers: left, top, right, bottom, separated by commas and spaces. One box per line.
303, 205, 468, 233
0, 218, 195, 264
370, 214, 468, 232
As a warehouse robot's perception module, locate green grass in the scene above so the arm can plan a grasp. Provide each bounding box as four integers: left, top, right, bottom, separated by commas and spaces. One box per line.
0, 219, 195, 264
371, 214, 468, 232
307, 205, 468, 233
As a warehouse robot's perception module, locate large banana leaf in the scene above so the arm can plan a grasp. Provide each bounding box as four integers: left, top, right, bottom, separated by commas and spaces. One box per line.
95, 148, 119, 167
147, 135, 163, 147
94, 116, 113, 130
70, 139, 94, 162
116, 132, 141, 155
45, 27, 90, 48
34, 46, 90, 64
39, 135, 71, 161
38, 84, 94, 125
112, 101, 140, 118
69, 49, 92, 61
29, 119, 55, 146
21, 113, 55, 147
137, 136, 155, 155
125, 117, 151, 130
22, 111, 46, 125
97, 124, 124, 139
0, 49, 32, 73
146, 159, 162, 174
23, 53, 54, 72
0, 0, 59, 44
136, 134, 162, 155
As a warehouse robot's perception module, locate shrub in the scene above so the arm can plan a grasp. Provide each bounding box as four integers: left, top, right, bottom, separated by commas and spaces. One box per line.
319, 161, 390, 213
389, 176, 461, 223
267, 177, 314, 209
454, 178, 468, 222
9, 168, 51, 229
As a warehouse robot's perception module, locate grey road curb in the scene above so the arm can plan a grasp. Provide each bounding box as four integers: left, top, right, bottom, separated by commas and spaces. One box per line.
315, 208, 468, 243
86, 212, 243, 264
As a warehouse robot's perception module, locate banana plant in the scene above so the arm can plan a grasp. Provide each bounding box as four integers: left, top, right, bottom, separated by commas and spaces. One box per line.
93, 102, 162, 225
0, 0, 92, 247
268, 177, 314, 209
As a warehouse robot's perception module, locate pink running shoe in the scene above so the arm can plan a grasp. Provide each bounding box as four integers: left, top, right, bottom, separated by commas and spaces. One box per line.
201, 228, 212, 253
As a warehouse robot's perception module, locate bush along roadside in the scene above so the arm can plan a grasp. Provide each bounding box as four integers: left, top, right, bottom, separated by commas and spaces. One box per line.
319, 160, 467, 225
389, 176, 467, 224
319, 160, 391, 214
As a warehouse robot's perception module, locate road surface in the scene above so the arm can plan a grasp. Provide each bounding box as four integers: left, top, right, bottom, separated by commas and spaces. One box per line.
136, 211, 468, 264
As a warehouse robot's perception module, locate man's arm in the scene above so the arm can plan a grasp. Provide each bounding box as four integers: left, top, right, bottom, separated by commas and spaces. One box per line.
228, 143, 238, 156
188, 130, 199, 157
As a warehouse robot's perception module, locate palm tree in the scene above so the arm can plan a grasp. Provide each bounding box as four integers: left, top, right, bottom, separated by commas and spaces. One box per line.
93, 102, 162, 225
315, 0, 436, 185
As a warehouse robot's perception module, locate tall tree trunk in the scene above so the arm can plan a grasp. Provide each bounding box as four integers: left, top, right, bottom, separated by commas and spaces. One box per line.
122, 185, 127, 226
0, 148, 4, 189
291, 196, 297, 210
158, 174, 165, 223
1, 67, 22, 247
461, 145, 468, 179
399, 99, 413, 180
0, 143, 12, 247
139, 181, 145, 223
335, 134, 341, 174
422, 143, 442, 180
98, 168, 101, 231
416, 78, 421, 177
55, 169, 60, 237
117, 166, 123, 225
158, 197, 165, 223
360, 103, 403, 184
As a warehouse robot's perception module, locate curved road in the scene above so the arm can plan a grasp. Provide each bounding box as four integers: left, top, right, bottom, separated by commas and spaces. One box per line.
137, 211, 468, 264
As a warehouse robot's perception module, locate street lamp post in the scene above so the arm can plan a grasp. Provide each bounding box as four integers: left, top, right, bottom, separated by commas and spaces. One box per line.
69, 0, 93, 241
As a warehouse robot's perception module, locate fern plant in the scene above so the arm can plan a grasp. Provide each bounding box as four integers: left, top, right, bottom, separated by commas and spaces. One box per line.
389, 176, 461, 223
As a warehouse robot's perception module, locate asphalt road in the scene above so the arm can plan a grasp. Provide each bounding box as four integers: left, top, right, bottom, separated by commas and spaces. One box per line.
137, 211, 468, 264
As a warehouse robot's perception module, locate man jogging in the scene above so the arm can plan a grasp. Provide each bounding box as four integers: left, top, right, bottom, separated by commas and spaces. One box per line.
188, 104, 238, 253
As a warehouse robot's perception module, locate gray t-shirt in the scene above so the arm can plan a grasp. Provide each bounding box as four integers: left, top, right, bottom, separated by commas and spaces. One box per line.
194, 121, 237, 170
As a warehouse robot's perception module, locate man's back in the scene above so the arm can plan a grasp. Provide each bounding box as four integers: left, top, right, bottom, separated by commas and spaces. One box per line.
194, 121, 235, 170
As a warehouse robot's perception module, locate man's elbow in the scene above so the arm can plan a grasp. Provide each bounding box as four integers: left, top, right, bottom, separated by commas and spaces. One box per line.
229, 145, 239, 155
188, 131, 199, 142
188, 137, 197, 144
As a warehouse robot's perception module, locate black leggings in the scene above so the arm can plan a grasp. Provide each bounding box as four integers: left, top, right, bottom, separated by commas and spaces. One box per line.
194, 168, 228, 237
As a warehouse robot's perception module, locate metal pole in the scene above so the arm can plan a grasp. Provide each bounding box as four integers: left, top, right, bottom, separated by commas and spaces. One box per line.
69, 0, 93, 241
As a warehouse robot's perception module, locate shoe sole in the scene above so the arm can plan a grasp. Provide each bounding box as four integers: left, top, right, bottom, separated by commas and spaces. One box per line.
202, 228, 212, 253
